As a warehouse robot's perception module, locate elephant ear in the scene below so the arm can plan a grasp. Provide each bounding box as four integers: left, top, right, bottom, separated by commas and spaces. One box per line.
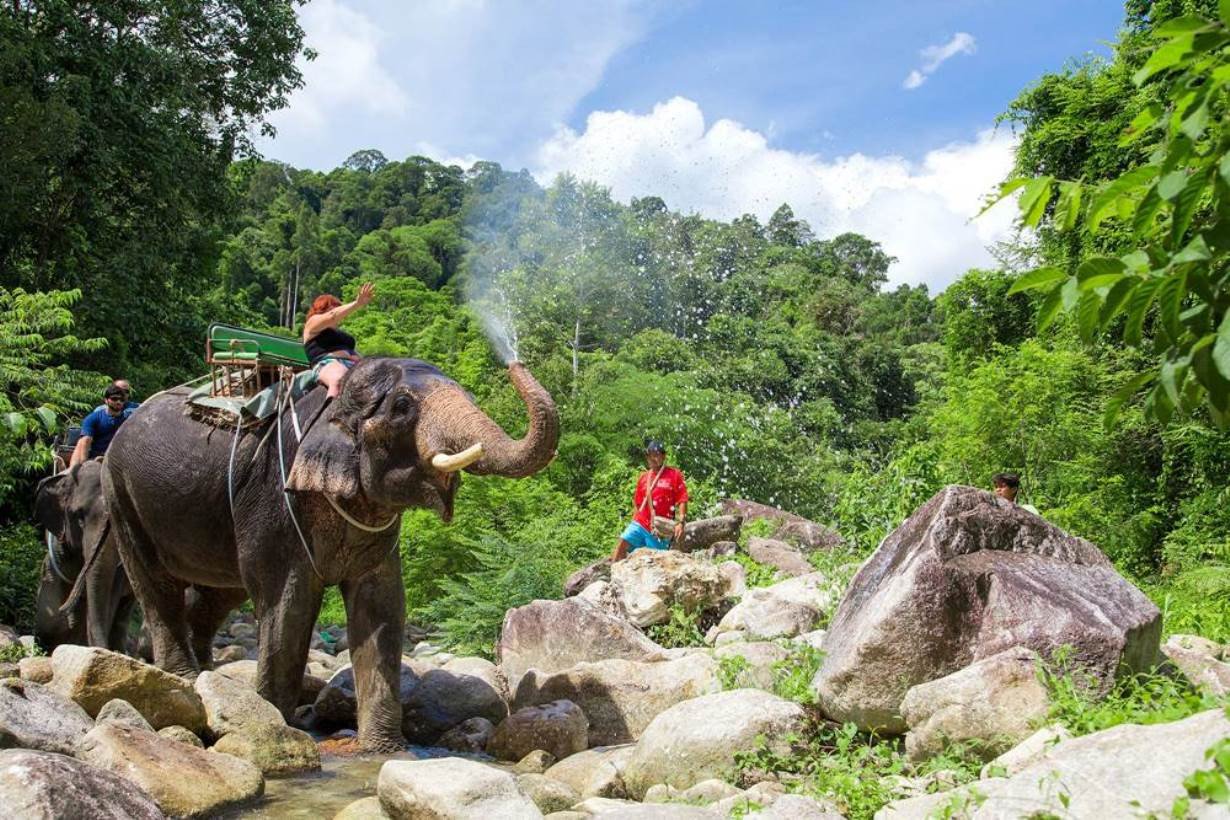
33, 470, 71, 531
286, 418, 360, 498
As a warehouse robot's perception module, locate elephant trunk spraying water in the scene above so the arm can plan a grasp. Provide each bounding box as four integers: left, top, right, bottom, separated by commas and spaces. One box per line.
102, 359, 558, 751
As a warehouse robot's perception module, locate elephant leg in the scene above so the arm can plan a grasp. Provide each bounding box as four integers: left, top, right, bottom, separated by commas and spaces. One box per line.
34, 560, 82, 650
84, 536, 123, 648
186, 585, 248, 670
251, 568, 322, 720
340, 553, 406, 753
108, 494, 197, 676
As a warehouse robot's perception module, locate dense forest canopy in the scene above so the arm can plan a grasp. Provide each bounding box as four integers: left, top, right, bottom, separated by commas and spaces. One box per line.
1, 0, 1228, 652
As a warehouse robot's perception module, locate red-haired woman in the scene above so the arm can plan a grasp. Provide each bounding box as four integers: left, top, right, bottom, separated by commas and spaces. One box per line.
303, 282, 374, 398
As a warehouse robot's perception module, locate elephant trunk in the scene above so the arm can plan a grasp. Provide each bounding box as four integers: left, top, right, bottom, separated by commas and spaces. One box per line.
420, 362, 559, 478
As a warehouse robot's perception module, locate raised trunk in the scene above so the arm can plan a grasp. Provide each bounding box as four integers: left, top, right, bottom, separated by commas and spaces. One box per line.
419, 362, 559, 478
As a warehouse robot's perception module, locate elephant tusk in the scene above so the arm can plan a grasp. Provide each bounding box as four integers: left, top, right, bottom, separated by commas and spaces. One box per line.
432, 442, 484, 473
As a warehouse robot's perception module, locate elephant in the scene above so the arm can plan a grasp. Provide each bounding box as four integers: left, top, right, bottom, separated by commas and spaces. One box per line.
102, 358, 558, 751
32, 460, 135, 651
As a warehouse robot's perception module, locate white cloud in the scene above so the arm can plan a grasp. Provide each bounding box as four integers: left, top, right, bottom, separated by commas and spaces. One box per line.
533, 97, 1017, 290
902, 32, 976, 90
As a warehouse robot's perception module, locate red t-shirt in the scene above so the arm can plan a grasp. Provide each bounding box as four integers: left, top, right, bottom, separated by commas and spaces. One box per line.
633, 466, 688, 529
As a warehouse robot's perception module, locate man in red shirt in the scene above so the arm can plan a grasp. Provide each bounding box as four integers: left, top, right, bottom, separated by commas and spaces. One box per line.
612, 440, 688, 561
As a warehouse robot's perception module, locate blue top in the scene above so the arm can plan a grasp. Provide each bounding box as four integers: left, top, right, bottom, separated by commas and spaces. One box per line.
81, 406, 135, 457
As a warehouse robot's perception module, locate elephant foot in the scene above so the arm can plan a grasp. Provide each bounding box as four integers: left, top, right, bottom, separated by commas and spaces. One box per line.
357, 731, 407, 755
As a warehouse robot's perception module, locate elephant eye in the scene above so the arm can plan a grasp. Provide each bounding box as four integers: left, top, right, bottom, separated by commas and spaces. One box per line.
392, 395, 412, 416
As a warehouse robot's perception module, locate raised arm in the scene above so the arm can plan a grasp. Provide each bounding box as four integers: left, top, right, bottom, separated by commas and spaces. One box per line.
304, 282, 374, 339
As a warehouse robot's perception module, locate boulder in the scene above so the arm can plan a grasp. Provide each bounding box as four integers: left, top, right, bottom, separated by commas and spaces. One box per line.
877, 708, 1230, 819
622, 689, 808, 799
814, 485, 1162, 733
403, 659, 509, 744
517, 772, 580, 814
313, 661, 428, 727
719, 500, 843, 552
378, 757, 543, 819
565, 559, 612, 598
900, 647, 1049, 762
644, 779, 742, 804
0, 748, 164, 819
498, 599, 665, 690
195, 669, 286, 738
158, 725, 205, 748
746, 794, 845, 819
713, 642, 790, 690
18, 655, 53, 684
583, 805, 722, 819
746, 537, 812, 577
489, 699, 589, 762
213, 644, 248, 665
708, 590, 820, 642
0, 662, 19, 680
75, 722, 264, 817
543, 744, 636, 799
577, 581, 629, 620
438, 716, 496, 753
0, 678, 94, 754
979, 724, 1070, 778
50, 646, 207, 732
513, 654, 720, 746
515, 749, 557, 773
710, 782, 787, 816
1160, 633, 1230, 697
211, 723, 321, 776
214, 659, 324, 707
717, 561, 746, 599
676, 515, 744, 553
609, 551, 730, 628
97, 698, 155, 732
334, 796, 389, 819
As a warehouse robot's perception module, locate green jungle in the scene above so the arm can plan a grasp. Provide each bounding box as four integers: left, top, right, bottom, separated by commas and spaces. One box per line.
2, 1, 1230, 815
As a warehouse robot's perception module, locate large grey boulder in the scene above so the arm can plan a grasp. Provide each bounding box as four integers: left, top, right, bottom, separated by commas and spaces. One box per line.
676, 515, 744, 553
877, 708, 1230, 819
609, 550, 730, 628
543, 744, 636, 799
622, 689, 808, 799
564, 559, 613, 598
215, 659, 330, 708
814, 485, 1161, 733
403, 657, 509, 744
97, 698, 156, 733
713, 642, 791, 690
313, 661, 425, 727
50, 646, 207, 732
746, 794, 845, 819
719, 500, 843, 551
979, 724, 1071, 778
577, 580, 630, 620
378, 757, 543, 819
0, 678, 94, 754
195, 670, 285, 738
19, 655, 53, 683
0, 749, 165, 819
488, 699, 589, 762
498, 599, 665, 690
516, 772, 580, 814
708, 572, 839, 644
438, 716, 496, 753
900, 647, 1049, 762
75, 722, 264, 817
0, 624, 18, 651
746, 537, 812, 577
513, 654, 720, 746
211, 723, 321, 776
1160, 633, 1230, 697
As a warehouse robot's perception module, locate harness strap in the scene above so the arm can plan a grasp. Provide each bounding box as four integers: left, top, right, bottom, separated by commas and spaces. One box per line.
275, 380, 325, 582
45, 531, 72, 585
323, 494, 401, 532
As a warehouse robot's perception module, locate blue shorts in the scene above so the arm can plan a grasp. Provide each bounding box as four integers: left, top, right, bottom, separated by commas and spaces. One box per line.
620, 521, 669, 552
313, 355, 356, 374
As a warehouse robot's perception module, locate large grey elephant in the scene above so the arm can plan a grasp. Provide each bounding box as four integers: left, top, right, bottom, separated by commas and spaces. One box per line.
33, 461, 134, 650
103, 359, 557, 751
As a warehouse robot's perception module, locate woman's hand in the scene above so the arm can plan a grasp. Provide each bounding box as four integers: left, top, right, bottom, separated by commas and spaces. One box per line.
355, 282, 375, 307
673, 521, 685, 542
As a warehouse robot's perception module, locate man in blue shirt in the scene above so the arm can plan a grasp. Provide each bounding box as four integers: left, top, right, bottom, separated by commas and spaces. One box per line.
70, 386, 135, 466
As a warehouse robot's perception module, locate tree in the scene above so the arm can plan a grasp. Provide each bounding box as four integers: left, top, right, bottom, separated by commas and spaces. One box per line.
767, 204, 814, 247
343, 149, 389, 174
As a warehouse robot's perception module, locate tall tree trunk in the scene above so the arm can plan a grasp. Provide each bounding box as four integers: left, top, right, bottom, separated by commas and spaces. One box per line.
571, 318, 581, 395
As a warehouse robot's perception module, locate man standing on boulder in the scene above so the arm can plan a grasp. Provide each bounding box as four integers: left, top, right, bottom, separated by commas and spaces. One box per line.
612, 440, 688, 561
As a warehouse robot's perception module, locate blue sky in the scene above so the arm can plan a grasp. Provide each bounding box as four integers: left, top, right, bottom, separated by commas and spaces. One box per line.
260, 0, 1125, 289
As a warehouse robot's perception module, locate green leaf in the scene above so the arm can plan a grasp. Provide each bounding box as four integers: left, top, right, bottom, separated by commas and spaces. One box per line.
1100, 277, 1138, 329
1054, 181, 1083, 231
1157, 272, 1187, 342
1154, 16, 1214, 36
4, 412, 26, 437
1104, 371, 1155, 429
1172, 234, 1212, 264
1160, 358, 1187, 407
1221, 0, 1230, 27
1159, 171, 1189, 201
1077, 257, 1126, 290
1134, 34, 1194, 85
1008, 266, 1067, 295
1133, 186, 1166, 235
1089, 167, 1160, 231
1120, 105, 1162, 145
35, 407, 56, 433
978, 177, 1030, 216
1171, 173, 1208, 247
1149, 381, 1176, 424
1192, 337, 1230, 412
1037, 281, 1066, 332
1125, 278, 1161, 345
1181, 99, 1210, 141
1215, 311, 1230, 380
1059, 276, 1081, 311
1018, 176, 1054, 228
1076, 291, 1104, 342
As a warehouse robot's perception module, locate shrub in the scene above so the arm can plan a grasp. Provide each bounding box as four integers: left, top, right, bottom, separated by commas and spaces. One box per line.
0, 523, 44, 631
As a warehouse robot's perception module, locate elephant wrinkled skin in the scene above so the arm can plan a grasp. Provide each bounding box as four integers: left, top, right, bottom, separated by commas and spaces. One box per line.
103, 359, 557, 751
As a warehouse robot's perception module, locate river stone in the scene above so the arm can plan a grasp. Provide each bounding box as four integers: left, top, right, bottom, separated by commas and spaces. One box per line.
438, 717, 496, 753
814, 485, 1162, 734
565, 559, 613, 598
50, 645, 207, 732
334, 796, 389, 819
313, 661, 428, 727
515, 749, 557, 773
75, 722, 264, 816
711, 782, 788, 816
214, 659, 329, 708
901, 647, 1050, 762
719, 500, 843, 552
513, 654, 720, 746
1160, 633, 1230, 696
543, 744, 636, 799
587, 805, 722, 819
517, 772, 580, 814
0, 678, 94, 754
747, 537, 812, 577
403, 659, 509, 744
717, 561, 747, 599
196, 669, 285, 738
675, 515, 744, 553
97, 698, 155, 732
0, 748, 165, 819
212, 723, 321, 776
378, 757, 543, 819
498, 598, 665, 691
622, 689, 808, 799
489, 699, 589, 762
213, 645, 248, 665
0, 662, 18, 680
746, 794, 845, 819
609, 550, 730, 628
645, 779, 743, 804
158, 725, 205, 748
0, 624, 18, 651
713, 642, 791, 690
19, 655, 54, 683
979, 724, 1071, 779
877, 708, 1230, 819
709, 589, 820, 642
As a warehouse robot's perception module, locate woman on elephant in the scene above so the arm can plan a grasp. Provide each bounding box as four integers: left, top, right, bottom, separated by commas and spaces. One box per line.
303, 282, 375, 398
